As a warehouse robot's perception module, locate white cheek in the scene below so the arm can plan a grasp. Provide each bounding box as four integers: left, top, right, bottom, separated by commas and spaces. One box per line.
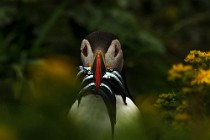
81, 51, 94, 66
105, 53, 115, 66
105, 46, 115, 66
80, 40, 94, 66
105, 49, 123, 72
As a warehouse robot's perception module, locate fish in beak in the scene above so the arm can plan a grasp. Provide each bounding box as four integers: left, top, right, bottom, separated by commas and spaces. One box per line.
91, 51, 106, 93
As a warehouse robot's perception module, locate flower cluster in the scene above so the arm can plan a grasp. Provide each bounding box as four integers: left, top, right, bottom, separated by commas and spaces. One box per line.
173, 100, 192, 127
155, 93, 179, 124
185, 50, 210, 68
156, 50, 210, 127
155, 93, 178, 110
168, 50, 210, 86
191, 69, 210, 85
168, 63, 193, 82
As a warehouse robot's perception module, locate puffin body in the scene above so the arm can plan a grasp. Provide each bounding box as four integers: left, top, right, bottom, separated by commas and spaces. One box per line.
68, 32, 141, 140
69, 95, 140, 140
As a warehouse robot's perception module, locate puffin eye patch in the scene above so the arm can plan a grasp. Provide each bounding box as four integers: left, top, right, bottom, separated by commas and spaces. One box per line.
114, 45, 119, 57
82, 45, 88, 57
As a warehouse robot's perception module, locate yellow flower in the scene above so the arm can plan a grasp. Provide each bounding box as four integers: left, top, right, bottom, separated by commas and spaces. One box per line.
181, 87, 191, 93
185, 50, 195, 63
170, 63, 193, 72
191, 69, 210, 85
168, 63, 193, 80
175, 113, 191, 121
154, 93, 177, 109
194, 57, 202, 63
159, 93, 176, 99
206, 51, 210, 57
198, 51, 206, 57
185, 50, 210, 66
0, 124, 17, 140
28, 56, 76, 82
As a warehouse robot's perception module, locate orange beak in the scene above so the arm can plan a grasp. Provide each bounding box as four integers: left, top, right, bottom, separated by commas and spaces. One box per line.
92, 51, 106, 93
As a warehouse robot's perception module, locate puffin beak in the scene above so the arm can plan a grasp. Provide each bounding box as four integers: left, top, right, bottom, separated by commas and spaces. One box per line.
92, 51, 106, 93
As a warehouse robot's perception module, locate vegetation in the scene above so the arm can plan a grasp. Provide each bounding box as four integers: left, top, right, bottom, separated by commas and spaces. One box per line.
0, 0, 210, 140
155, 50, 210, 139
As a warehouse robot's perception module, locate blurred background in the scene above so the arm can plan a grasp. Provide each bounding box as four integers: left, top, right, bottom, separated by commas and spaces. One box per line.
0, 0, 210, 140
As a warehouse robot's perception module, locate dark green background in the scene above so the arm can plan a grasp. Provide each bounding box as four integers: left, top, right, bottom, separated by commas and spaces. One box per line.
0, 0, 210, 140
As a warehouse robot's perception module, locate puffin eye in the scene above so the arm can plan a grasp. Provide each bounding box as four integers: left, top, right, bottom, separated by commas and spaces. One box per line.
114, 45, 119, 57
82, 45, 88, 57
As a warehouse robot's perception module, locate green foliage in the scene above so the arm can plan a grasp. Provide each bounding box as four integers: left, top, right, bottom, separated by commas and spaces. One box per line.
0, 6, 16, 27
0, 0, 210, 140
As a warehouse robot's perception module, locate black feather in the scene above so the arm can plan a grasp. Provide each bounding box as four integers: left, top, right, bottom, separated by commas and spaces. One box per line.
120, 67, 134, 101
99, 87, 116, 137
85, 31, 118, 53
